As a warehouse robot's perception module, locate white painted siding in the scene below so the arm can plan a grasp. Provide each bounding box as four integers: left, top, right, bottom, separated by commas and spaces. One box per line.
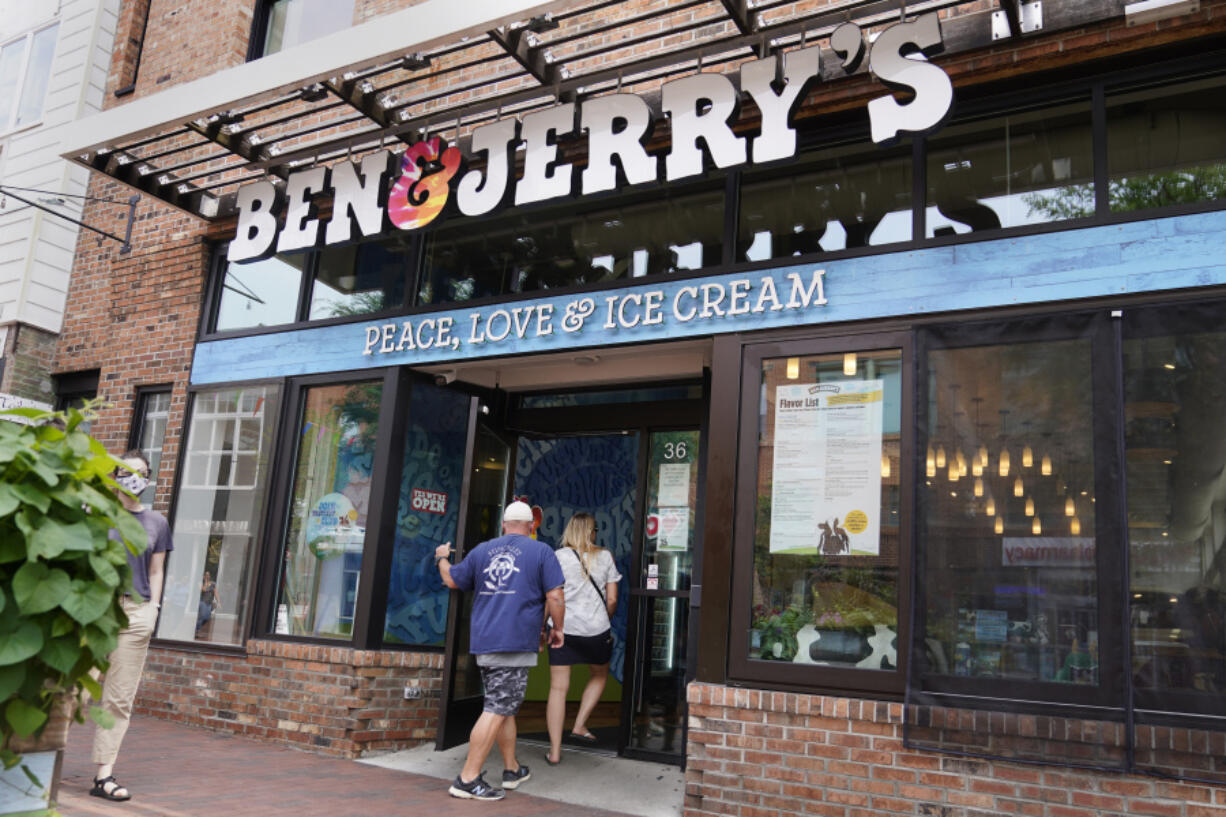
0, 0, 119, 333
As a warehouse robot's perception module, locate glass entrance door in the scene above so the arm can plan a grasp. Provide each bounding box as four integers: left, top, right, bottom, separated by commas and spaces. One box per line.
623, 430, 700, 761
437, 421, 515, 749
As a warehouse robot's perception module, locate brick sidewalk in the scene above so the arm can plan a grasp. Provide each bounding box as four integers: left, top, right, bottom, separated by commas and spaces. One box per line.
55, 719, 634, 817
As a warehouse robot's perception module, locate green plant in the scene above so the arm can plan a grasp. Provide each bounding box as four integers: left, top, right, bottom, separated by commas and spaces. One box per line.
0, 404, 147, 802
751, 603, 809, 661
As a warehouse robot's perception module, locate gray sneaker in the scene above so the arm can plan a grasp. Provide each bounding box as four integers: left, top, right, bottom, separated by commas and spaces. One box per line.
449, 773, 505, 801
502, 765, 531, 790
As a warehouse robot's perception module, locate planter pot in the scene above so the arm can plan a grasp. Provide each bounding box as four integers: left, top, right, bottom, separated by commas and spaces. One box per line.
1, 694, 73, 815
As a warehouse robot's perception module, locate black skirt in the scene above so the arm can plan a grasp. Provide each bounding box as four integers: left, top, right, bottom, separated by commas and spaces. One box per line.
548, 630, 613, 666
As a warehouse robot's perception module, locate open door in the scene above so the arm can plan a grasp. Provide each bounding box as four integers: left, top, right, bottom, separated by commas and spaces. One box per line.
436, 416, 517, 749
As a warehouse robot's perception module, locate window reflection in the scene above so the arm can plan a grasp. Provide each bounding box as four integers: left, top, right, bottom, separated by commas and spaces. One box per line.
1125, 315, 1226, 704
309, 237, 410, 320
276, 381, 382, 639
158, 387, 280, 645
739, 142, 912, 261
215, 255, 305, 331
1107, 75, 1226, 213
420, 188, 723, 306
927, 100, 1094, 234
749, 350, 902, 670
922, 338, 1098, 684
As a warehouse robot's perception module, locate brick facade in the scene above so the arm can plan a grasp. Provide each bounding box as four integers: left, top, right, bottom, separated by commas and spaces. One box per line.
2, 323, 57, 403
134, 640, 443, 757
685, 683, 1226, 817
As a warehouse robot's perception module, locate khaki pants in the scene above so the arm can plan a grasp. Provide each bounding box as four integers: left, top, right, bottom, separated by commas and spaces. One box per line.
92, 597, 158, 765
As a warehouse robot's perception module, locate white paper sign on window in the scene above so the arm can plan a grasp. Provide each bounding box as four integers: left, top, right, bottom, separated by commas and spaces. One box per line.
658, 462, 691, 507
769, 380, 884, 555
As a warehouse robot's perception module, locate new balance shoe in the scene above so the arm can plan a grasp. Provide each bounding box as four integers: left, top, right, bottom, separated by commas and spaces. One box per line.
449, 773, 505, 801
502, 765, 531, 790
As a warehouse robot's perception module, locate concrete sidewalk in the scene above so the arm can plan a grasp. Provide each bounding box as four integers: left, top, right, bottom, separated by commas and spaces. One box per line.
54, 719, 643, 817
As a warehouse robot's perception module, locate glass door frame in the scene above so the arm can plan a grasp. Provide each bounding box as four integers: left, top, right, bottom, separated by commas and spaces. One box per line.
727, 330, 916, 696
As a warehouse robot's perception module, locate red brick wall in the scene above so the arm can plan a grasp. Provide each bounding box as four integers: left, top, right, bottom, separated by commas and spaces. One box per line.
685, 683, 1226, 817
134, 641, 444, 757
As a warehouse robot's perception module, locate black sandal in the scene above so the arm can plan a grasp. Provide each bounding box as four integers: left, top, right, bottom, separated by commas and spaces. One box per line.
90, 775, 131, 801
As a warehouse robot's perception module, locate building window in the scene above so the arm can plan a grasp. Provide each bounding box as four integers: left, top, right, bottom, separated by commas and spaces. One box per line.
731, 338, 909, 694
1107, 74, 1226, 214
739, 140, 912, 261
383, 382, 469, 646
129, 387, 171, 506
251, 0, 354, 59
214, 254, 306, 332
926, 99, 1095, 234
0, 23, 58, 132
157, 386, 281, 645
1124, 302, 1226, 717
419, 186, 724, 307
920, 331, 1099, 687
308, 236, 411, 320
275, 379, 382, 640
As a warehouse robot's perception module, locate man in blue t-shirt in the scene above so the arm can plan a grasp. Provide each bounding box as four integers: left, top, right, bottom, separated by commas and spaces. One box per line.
435, 501, 565, 801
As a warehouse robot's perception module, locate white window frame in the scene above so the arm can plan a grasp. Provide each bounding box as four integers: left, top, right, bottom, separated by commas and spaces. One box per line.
0, 21, 60, 136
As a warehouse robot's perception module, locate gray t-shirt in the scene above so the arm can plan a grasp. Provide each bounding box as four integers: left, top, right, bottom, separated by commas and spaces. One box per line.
110, 508, 173, 601
476, 652, 538, 667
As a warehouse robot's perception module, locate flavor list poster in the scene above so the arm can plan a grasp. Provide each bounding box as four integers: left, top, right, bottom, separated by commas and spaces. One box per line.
769, 380, 884, 556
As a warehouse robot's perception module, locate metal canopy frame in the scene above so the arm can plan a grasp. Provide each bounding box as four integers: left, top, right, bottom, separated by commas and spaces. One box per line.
69, 0, 1105, 223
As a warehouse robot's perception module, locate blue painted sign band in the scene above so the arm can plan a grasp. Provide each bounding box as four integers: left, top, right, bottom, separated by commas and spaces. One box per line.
190, 210, 1226, 386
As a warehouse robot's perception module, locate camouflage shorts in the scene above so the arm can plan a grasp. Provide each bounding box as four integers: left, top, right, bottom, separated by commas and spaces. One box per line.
479, 666, 530, 716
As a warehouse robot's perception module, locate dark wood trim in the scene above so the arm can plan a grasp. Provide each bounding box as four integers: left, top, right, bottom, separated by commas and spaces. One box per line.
508, 399, 704, 435
352, 367, 413, 648
694, 333, 741, 684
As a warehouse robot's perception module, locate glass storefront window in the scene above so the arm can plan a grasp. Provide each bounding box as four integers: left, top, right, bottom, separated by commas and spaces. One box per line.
739, 142, 912, 262
921, 338, 1098, 684
1107, 75, 1226, 213
419, 188, 724, 306
308, 237, 411, 320
927, 100, 1095, 234
258, 0, 353, 58
1124, 310, 1226, 709
215, 254, 306, 331
158, 386, 281, 645
383, 382, 469, 646
275, 380, 382, 639
131, 389, 171, 506
748, 350, 902, 670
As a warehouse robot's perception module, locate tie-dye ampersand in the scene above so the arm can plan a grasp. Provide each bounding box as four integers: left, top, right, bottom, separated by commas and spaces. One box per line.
387, 137, 463, 230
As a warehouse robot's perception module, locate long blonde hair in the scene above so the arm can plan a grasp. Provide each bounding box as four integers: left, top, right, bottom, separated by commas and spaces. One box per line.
561, 512, 600, 577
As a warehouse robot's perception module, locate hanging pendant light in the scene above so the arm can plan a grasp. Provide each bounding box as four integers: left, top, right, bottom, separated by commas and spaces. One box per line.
936, 445, 947, 469
972, 460, 983, 477
1022, 445, 1034, 468
986, 497, 996, 516
995, 515, 1004, 534
1065, 497, 1075, 517
999, 449, 1010, 477
1041, 454, 1052, 476
926, 460, 936, 478
974, 477, 984, 498
978, 445, 989, 468
947, 462, 959, 482
1013, 477, 1024, 497
1032, 516, 1042, 535
881, 454, 891, 478
1025, 497, 1035, 516
785, 357, 800, 379
956, 451, 968, 477
843, 352, 857, 376
1070, 516, 1081, 535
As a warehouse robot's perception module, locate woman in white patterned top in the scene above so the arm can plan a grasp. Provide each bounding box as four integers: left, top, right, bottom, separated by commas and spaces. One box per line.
544, 512, 621, 765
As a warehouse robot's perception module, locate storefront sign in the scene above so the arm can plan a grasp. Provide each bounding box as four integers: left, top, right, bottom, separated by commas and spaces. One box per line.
1002, 537, 1095, 567
229, 13, 953, 263
361, 268, 827, 358
410, 487, 447, 515
769, 380, 885, 555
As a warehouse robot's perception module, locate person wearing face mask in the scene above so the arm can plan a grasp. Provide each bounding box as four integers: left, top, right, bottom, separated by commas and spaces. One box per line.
89, 451, 173, 803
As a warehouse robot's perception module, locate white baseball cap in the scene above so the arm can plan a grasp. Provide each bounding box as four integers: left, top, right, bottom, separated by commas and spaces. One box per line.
503, 501, 535, 523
